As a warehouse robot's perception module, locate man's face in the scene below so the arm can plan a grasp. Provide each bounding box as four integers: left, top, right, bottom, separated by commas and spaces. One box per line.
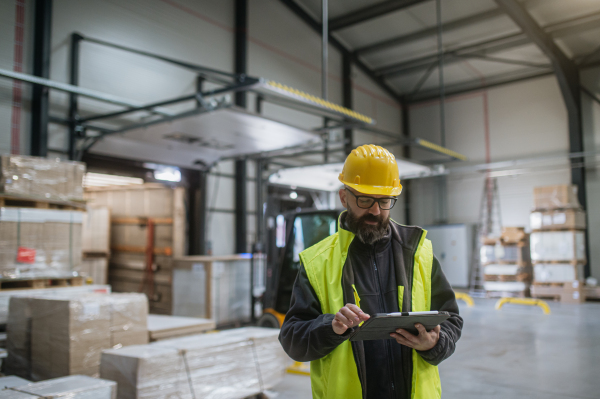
339, 186, 393, 244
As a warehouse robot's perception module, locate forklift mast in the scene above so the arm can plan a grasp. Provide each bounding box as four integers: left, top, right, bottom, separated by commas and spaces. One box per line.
259, 209, 341, 328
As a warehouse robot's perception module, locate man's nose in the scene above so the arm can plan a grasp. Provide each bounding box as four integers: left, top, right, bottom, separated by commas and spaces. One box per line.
369, 201, 381, 215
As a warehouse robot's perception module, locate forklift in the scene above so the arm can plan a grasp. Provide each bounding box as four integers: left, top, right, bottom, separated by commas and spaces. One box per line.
257, 208, 342, 328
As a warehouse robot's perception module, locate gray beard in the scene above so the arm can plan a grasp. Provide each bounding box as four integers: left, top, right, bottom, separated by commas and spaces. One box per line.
345, 208, 390, 245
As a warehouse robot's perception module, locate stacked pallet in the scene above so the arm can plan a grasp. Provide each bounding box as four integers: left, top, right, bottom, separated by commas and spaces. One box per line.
84, 184, 186, 314
530, 185, 587, 303
482, 227, 532, 297
0, 375, 116, 398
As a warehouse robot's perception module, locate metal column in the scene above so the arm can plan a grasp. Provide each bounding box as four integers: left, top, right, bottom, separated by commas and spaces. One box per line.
402, 105, 412, 225
322, 0, 328, 100
342, 52, 353, 155
234, 0, 248, 253
68, 33, 83, 160
30, 0, 52, 157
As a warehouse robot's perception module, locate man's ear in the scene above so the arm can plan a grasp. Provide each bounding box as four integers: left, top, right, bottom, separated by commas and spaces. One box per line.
339, 187, 348, 208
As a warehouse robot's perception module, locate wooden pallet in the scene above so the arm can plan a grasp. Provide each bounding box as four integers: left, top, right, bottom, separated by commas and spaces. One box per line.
0, 276, 84, 291
532, 260, 586, 265
0, 193, 86, 211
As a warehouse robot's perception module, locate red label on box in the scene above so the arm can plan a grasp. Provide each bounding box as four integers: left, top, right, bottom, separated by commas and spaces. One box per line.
17, 247, 36, 264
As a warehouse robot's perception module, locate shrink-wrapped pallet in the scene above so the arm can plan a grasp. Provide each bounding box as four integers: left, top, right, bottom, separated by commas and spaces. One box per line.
0, 155, 85, 201
108, 293, 149, 348
534, 263, 584, 283
530, 231, 586, 262
30, 297, 112, 380
0, 208, 82, 277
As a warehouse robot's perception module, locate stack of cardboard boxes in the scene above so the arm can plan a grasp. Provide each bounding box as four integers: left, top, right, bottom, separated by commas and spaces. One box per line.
482, 227, 532, 297
0, 375, 116, 399
4, 293, 148, 381
530, 185, 587, 303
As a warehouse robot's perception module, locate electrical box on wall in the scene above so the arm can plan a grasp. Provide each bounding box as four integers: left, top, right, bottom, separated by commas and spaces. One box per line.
423, 224, 474, 288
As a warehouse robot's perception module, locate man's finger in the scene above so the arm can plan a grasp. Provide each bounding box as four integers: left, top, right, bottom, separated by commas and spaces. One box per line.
346, 304, 370, 320
415, 323, 427, 336
340, 307, 360, 324
335, 312, 351, 327
390, 333, 415, 348
396, 328, 419, 344
433, 325, 441, 333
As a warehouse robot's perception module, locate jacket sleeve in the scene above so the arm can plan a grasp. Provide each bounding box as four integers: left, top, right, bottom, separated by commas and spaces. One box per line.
278, 264, 351, 362
416, 255, 463, 366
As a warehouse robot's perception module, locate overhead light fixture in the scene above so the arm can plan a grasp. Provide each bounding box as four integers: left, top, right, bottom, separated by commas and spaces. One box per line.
289, 191, 298, 199
154, 166, 181, 182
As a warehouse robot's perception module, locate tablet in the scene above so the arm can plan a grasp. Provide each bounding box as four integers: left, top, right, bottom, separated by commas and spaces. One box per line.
349, 311, 451, 341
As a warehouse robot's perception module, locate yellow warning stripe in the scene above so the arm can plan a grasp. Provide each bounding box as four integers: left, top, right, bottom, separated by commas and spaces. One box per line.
416, 139, 467, 161
266, 81, 373, 124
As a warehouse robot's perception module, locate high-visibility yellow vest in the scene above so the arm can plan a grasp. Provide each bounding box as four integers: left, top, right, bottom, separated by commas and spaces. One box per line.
299, 216, 441, 399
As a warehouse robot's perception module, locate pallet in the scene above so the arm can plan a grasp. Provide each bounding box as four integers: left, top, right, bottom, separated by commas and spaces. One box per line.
0, 275, 84, 291
532, 260, 586, 265
0, 193, 86, 211
532, 281, 566, 287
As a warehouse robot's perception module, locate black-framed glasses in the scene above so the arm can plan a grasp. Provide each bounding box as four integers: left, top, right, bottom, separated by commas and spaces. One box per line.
345, 189, 397, 210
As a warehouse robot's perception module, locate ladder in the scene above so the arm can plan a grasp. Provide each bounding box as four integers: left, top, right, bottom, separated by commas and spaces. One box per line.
469, 177, 502, 298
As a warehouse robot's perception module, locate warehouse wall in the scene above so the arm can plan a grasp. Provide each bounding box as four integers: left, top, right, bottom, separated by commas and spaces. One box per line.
0, 0, 33, 156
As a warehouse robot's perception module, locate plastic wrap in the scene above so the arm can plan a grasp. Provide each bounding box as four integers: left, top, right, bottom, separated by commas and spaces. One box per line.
0, 208, 82, 278
30, 296, 112, 380
101, 327, 287, 399
530, 231, 586, 262
8, 375, 115, 399
3, 290, 145, 381
0, 390, 37, 398
0, 376, 31, 389
75, 257, 108, 285
532, 184, 580, 210
0, 155, 85, 201
108, 293, 149, 349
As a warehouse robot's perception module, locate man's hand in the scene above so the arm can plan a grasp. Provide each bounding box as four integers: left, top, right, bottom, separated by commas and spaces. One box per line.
332, 303, 370, 335
390, 324, 441, 351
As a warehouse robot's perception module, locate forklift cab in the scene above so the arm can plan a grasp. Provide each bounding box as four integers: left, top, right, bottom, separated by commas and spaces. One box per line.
259, 209, 341, 328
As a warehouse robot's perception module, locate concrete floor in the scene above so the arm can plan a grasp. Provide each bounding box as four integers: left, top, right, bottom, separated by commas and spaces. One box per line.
270, 298, 600, 398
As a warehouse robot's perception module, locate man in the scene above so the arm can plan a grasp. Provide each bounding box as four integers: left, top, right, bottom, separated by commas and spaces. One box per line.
279, 144, 463, 399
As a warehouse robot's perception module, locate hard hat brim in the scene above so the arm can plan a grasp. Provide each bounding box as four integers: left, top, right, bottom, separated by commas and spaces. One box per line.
341, 180, 402, 196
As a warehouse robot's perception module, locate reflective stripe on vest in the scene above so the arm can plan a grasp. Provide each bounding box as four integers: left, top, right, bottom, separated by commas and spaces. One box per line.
299, 216, 441, 399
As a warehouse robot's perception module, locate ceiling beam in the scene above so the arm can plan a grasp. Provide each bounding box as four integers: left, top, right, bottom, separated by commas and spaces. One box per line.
329, 0, 430, 31
356, 8, 505, 55
279, 0, 403, 105
375, 10, 600, 79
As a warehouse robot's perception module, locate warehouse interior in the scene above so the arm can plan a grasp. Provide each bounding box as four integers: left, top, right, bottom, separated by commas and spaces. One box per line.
0, 0, 600, 397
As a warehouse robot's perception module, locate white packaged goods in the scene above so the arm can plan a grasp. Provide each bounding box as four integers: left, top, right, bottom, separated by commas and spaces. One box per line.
101, 327, 287, 399
8, 375, 116, 399
530, 231, 585, 262
0, 390, 37, 398
533, 185, 580, 210
534, 263, 584, 283
484, 281, 527, 292
530, 209, 586, 231
0, 208, 82, 277
480, 244, 529, 264
484, 264, 520, 276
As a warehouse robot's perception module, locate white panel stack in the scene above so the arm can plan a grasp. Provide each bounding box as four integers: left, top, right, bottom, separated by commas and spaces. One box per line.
101, 327, 287, 399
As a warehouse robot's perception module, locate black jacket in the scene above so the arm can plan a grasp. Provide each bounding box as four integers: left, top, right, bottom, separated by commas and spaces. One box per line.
279, 216, 463, 399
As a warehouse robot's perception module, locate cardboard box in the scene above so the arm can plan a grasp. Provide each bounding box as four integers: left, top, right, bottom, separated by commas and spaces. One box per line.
533, 185, 580, 210
30, 297, 111, 380
530, 231, 586, 263
560, 280, 584, 304
75, 257, 108, 285
0, 156, 85, 201
81, 206, 110, 254
500, 227, 527, 244
5, 298, 34, 379
11, 375, 116, 399
530, 208, 586, 231
480, 244, 530, 264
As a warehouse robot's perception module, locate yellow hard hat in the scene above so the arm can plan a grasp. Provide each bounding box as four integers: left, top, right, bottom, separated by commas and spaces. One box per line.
338, 144, 402, 196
